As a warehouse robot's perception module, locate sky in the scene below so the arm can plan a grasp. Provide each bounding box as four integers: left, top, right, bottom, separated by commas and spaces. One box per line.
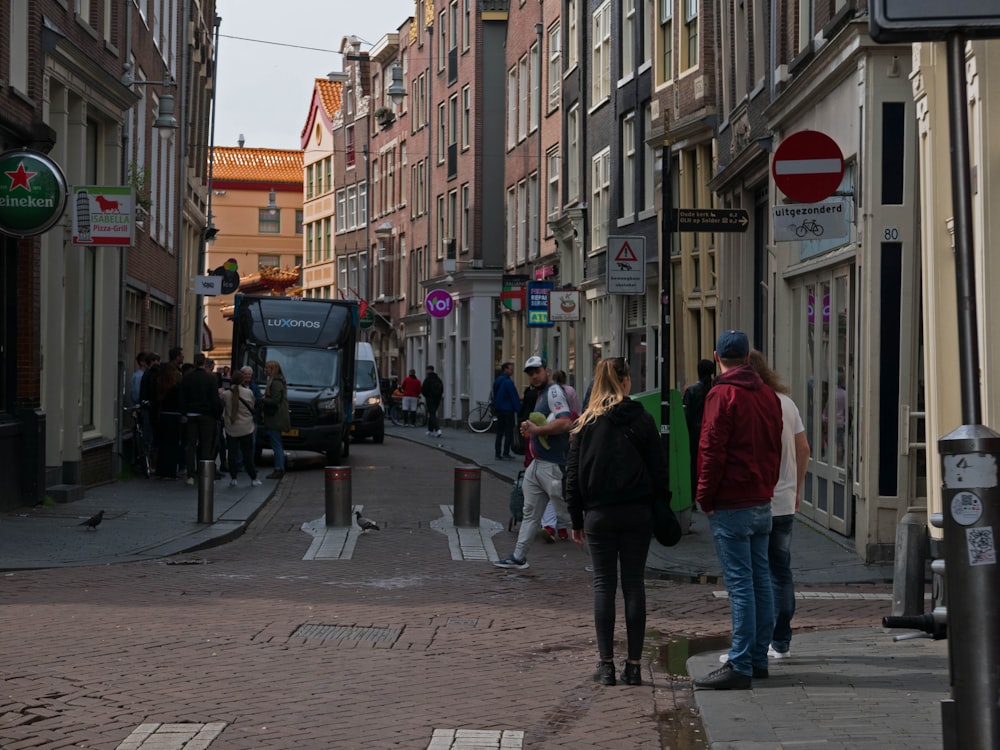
213, 0, 416, 151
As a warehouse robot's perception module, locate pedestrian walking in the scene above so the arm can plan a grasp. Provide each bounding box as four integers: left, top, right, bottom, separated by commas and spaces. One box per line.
693, 330, 782, 690
400, 369, 422, 426
493, 357, 574, 570
492, 361, 521, 460
221, 369, 262, 488
422, 365, 444, 437
565, 357, 668, 687
261, 360, 290, 479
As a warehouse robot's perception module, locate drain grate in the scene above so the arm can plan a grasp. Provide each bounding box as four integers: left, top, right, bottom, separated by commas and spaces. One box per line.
292, 624, 402, 643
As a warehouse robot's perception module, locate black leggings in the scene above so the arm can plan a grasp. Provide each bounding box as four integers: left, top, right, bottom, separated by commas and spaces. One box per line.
585, 502, 653, 662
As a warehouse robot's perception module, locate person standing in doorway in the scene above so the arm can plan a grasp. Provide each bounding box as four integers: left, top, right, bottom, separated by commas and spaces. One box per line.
422, 365, 444, 437
693, 330, 782, 691
261, 360, 290, 479
492, 361, 521, 460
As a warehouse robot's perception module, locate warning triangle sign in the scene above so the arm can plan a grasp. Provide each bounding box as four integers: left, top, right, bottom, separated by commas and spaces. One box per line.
614, 242, 638, 262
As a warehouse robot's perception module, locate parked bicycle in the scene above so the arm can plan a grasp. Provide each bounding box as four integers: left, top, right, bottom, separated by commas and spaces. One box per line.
126, 405, 151, 479
388, 395, 428, 428
467, 400, 497, 433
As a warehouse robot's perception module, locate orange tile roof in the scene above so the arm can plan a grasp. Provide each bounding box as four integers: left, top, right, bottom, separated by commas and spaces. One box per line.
211, 147, 303, 184
315, 78, 343, 120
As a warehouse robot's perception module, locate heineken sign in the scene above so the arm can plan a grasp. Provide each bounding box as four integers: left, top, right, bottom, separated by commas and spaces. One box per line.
0, 149, 68, 238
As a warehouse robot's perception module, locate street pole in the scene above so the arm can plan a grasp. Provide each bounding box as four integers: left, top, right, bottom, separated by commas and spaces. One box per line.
936, 31, 1000, 750
660, 144, 673, 459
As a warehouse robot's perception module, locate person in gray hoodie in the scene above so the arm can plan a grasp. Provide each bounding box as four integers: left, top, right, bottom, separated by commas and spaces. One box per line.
565, 357, 668, 688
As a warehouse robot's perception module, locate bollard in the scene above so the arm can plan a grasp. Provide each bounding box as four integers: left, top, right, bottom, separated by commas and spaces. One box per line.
197, 459, 215, 523
453, 466, 481, 527
891, 506, 928, 616
325, 466, 352, 527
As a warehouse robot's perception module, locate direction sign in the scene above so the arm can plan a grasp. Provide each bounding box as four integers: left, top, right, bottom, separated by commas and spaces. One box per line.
674, 208, 750, 233
870, 1, 1000, 42
771, 131, 845, 204
607, 236, 646, 295
194, 275, 222, 296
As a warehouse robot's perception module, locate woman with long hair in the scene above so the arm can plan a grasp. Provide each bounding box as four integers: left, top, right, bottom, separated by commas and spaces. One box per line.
261, 360, 290, 479
565, 358, 669, 686
222, 369, 262, 488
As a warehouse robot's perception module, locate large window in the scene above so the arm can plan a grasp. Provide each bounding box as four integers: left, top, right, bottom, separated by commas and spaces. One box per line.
591, 148, 610, 250
660, 0, 673, 82
622, 113, 635, 218
529, 41, 540, 132
567, 0, 578, 69
592, 2, 611, 104
566, 105, 580, 201
684, 0, 698, 69
518, 55, 529, 141
547, 146, 560, 223
259, 207, 280, 234
622, 0, 635, 73
507, 67, 517, 149
547, 23, 561, 112
462, 84, 471, 149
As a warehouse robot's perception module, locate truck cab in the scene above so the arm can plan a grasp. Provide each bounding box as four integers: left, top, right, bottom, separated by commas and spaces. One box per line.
231, 295, 358, 462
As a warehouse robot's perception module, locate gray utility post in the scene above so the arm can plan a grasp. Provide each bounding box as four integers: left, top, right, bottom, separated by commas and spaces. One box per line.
870, 7, 1000, 748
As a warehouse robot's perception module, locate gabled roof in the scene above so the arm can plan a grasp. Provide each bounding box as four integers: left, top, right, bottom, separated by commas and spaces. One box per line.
300, 78, 343, 148
316, 78, 343, 120
211, 147, 303, 185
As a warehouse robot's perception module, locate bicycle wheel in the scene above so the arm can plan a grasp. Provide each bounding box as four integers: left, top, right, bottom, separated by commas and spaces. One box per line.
467, 404, 493, 433
388, 403, 403, 427
415, 402, 428, 428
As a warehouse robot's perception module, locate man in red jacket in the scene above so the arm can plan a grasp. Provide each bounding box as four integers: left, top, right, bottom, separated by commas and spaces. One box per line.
693, 330, 782, 690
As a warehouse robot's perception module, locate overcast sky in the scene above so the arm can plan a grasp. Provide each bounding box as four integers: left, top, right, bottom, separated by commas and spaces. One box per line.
213, 0, 416, 150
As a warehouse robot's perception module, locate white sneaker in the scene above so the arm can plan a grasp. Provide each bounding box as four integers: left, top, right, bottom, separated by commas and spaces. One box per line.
185, 477, 195, 486
251, 478, 263, 487
434, 430, 442, 437
768, 646, 791, 659
718, 653, 730, 664
228, 479, 238, 488
425, 430, 433, 436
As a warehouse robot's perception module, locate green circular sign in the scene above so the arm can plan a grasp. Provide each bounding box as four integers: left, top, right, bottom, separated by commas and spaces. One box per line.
0, 149, 69, 238
360, 306, 376, 329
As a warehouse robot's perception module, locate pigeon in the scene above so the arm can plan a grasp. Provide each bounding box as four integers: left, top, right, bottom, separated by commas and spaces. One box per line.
355, 511, 380, 533
79, 510, 104, 530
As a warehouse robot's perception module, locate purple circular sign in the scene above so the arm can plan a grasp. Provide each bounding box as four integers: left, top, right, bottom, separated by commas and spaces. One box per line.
425, 289, 454, 318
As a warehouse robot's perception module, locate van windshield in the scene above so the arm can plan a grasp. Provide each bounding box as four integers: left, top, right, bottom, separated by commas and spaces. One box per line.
355, 359, 378, 390
267, 347, 341, 388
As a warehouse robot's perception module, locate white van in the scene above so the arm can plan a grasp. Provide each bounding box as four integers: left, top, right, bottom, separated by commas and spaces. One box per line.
352, 342, 384, 443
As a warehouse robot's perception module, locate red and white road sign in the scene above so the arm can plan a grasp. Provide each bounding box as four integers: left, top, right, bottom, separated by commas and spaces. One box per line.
771, 130, 845, 204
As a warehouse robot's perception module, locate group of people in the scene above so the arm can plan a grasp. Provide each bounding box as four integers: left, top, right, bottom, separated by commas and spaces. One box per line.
129, 349, 292, 486
492, 330, 808, 691
395, 366, 445, 436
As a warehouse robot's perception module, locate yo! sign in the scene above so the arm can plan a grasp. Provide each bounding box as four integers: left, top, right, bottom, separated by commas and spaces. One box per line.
425, 289, 454, 318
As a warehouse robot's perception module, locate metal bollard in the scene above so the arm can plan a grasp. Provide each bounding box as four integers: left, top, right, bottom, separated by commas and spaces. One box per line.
197, 459, 215, 523
453, 466, 481, 528
325, 466, 352, 527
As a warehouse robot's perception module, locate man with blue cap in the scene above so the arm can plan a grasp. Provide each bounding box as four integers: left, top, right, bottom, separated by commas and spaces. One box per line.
693, 329, 782, 690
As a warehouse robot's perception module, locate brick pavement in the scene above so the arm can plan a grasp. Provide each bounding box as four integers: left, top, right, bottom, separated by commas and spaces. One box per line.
0, 437, 900, 749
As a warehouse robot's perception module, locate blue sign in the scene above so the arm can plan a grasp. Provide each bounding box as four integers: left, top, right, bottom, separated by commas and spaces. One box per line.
527, 281, 553, 328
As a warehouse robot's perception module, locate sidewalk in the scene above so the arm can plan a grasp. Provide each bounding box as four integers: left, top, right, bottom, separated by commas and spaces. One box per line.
0, 423, 946, 750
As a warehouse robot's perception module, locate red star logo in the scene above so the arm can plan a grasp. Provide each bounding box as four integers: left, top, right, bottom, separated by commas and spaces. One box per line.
5, 161, 37, 192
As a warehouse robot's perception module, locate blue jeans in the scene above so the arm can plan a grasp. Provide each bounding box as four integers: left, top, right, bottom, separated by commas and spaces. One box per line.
709, 505, 774, 675
585, 503, 652, 662
769, 514, 795, 653
262, 427, 285, 470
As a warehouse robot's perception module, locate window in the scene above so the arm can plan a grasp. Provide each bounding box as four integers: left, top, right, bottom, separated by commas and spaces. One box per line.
306, 164, 314, 199
528, 172, 539, 259
307, 225, 314, 263
358, 182, 367, 226
296, 209, 304, 234
567, 105, 580, 201
505, 186, 517, 266
567, 0, 579, 69
437, 102, 446, 164
642, 0, 654, 64
591, 148, 610, 250
461, 183, 470, 252
462, 85, 471, 149
518, 55, 528, 141
684, 0, 698, 69
622, 112, 635, 217
9, 1, 28, 92
547, 23, 561, 112
622, 0, 635, 73
448, 95, 458, 178
463, 0, 471, 50
529, 42, 540, 132
643, 103, 655, 211
798, 0, 814, 55
336, 189, 346, 232
517, 180, 527, 264
507, 67, 517, 149
259, 254, 280, 268
324, 217, 332, 259
437, 194, 446, 258
546, 146, 560, 221
439, 10, 447, 70
448, 189, 458, 246
346, 185, 357, 229
660, 0, 673, 82
325, 158, 332, 193
259, 207, 280, 234
592, 2, 611, 105
346, 126, 355, 168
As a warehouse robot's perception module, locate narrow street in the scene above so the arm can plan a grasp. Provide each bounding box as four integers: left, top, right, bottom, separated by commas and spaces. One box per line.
0, 437, 891, 749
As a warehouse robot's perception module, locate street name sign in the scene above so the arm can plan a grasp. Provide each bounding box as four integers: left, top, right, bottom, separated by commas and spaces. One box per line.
772, 131, 845, 204
607, 236, 646, 295
674, 208, 750, 232
194, 275, 222, 296
870, 1, 1000, 42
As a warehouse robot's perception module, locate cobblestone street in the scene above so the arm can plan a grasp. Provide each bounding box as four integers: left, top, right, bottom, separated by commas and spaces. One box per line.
0, 438, 892, 749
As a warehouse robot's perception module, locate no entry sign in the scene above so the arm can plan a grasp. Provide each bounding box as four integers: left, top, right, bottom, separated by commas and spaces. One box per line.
771, 131, 845, 204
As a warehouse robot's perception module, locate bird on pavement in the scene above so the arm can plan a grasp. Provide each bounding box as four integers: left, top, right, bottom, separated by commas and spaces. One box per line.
79, 510, 104, 530
355, 511, 380, 533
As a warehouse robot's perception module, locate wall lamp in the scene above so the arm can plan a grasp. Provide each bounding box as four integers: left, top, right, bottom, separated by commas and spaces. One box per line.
266, 189, 278, 216
386, 63, 406, 106
122, 64, 178, 137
